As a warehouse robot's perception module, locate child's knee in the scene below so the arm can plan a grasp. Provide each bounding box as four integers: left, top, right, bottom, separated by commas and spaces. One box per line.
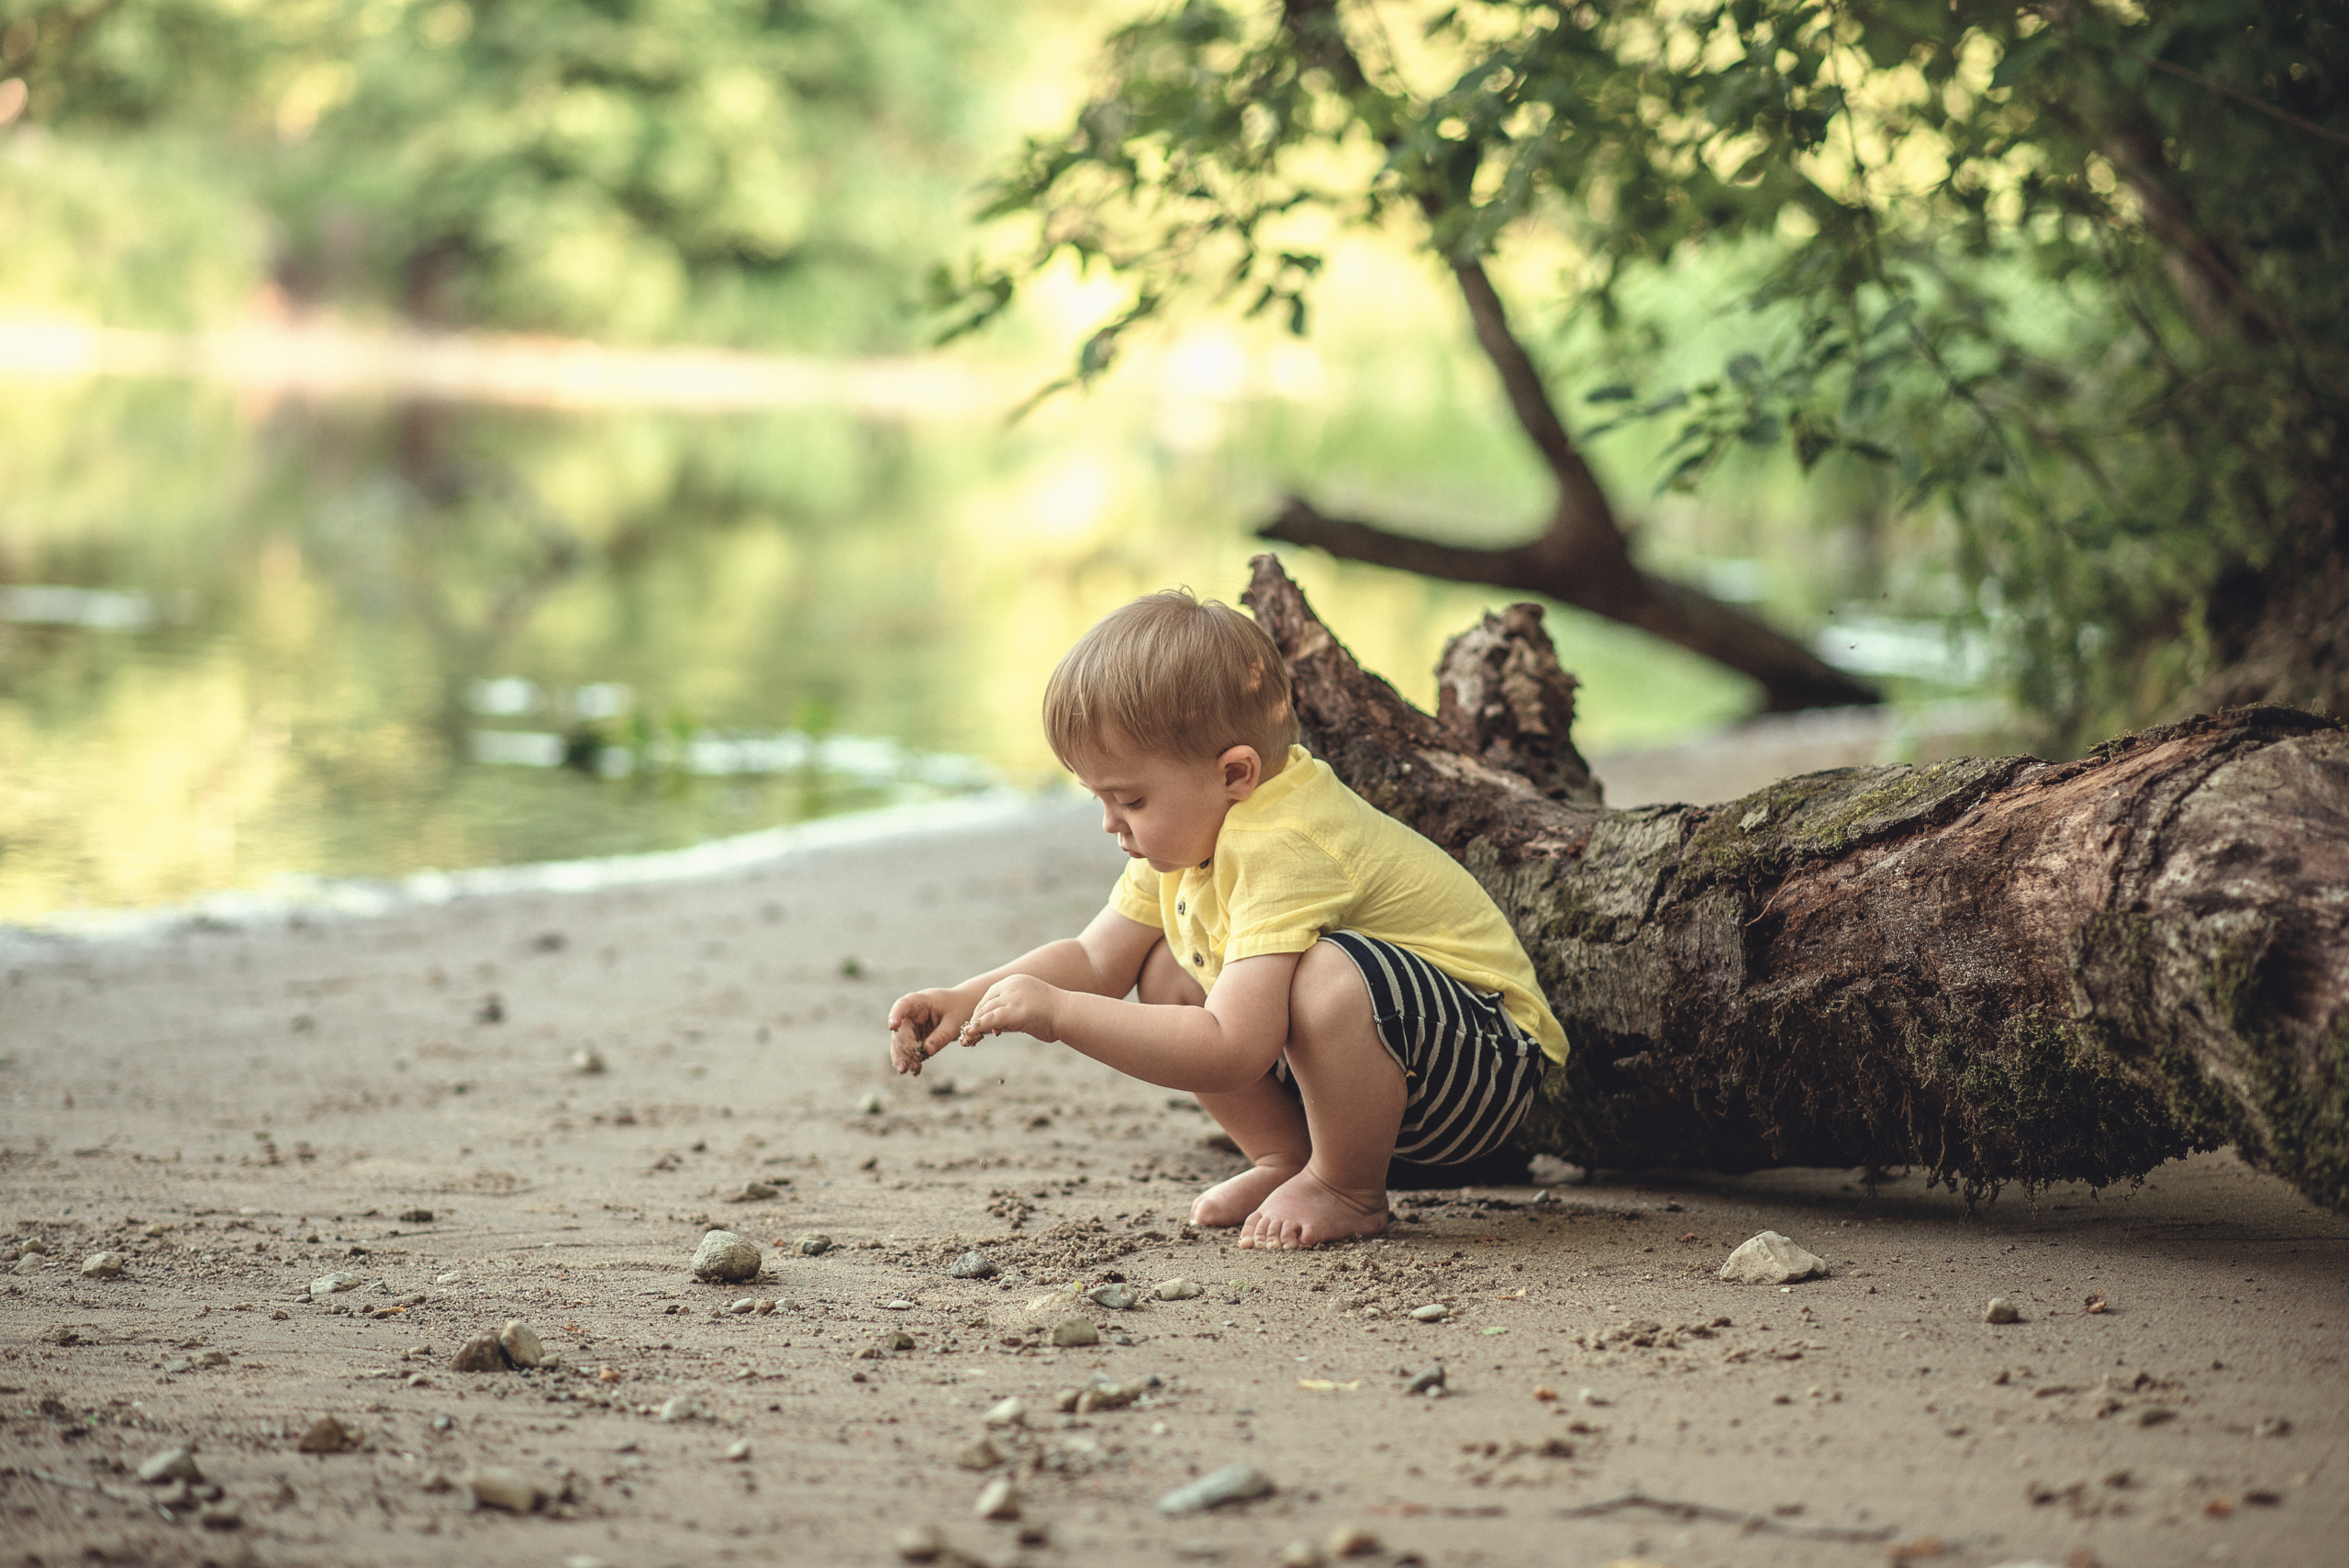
1136, 938, 1208, 1007
1288, 940, 1373, 1042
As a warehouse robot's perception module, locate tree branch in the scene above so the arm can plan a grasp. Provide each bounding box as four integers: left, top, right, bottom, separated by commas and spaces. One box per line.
1261, 498, 1881, 712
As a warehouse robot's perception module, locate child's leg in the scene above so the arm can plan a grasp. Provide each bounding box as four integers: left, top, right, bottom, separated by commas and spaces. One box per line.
1238, 941, 1406, 1250
1137, 940, 1316, 1227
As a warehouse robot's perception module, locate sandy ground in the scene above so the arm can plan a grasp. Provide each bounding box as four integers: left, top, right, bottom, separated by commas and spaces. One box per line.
2, 795, 2343, 1568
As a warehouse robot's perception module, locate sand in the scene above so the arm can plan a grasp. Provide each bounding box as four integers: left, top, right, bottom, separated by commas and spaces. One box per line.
2, 796, 2342, 1568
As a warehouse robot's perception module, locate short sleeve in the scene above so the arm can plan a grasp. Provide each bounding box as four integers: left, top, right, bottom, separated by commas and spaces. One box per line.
1222, 829, 1356, 961
1108, 856, 1164, 929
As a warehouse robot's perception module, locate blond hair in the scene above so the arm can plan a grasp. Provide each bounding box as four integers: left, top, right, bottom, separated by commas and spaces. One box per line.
1043, 589, 1299, 771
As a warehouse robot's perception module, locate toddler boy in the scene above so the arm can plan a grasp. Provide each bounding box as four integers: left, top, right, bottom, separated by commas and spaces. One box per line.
887, 589, 1566, 1249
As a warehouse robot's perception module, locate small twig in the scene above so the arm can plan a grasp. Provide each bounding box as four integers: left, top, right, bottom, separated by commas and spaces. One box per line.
1555, 1490, 1898, 1543
2119, 47, 2349, 150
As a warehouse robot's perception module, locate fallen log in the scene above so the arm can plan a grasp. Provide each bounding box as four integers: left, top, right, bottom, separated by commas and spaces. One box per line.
1241, 555, 2349, 1212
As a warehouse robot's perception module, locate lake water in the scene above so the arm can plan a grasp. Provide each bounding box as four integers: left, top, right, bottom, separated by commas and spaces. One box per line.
0, 347, 1764, 924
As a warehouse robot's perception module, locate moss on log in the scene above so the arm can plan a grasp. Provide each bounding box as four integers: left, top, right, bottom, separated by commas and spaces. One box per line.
1242, 555, 2349, 1211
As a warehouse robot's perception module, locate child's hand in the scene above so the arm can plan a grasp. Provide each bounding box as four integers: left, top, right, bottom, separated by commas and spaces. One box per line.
958, 974, 1063, 1047
886, 987, 972, 1075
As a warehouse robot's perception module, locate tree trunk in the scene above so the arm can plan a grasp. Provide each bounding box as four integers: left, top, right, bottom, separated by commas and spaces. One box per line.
1241, 553, 2349, 1214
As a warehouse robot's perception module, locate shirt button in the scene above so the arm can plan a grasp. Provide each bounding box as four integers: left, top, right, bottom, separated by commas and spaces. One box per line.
1191, 952, 1205, 967
1175, 901, 1186, 915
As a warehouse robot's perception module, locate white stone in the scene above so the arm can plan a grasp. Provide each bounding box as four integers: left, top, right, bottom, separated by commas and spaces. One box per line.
1154, 1278, 1203, 1300
1408, 1304, 1448, 1322
1718, 1230, 1828, 1285
657, 1396, 700, 1423
464, 1465, 541, 1512
983, 1396, 1028, 1428
498, 1318, 545, 1367
974, 1475, 1020, 1519
80, 1251, 125, 1279
691, 1229, 763, 1282
309, 1270, 361, 1296
137, 1448, 202, 1485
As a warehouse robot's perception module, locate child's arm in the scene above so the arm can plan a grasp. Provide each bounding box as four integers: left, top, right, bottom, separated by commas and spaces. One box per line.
958, 950, 1301, 1095
885, 902, 1160, 1075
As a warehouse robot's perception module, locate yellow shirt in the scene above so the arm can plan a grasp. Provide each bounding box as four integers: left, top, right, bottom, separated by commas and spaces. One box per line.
1108, 746, 1569, 1063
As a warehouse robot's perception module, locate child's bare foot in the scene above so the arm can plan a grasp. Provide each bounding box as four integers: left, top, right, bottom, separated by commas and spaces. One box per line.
1235, 1167, 1388, 1250
1189, 1162, 1301, 1229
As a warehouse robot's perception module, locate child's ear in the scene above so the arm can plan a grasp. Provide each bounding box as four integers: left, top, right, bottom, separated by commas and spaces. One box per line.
1219, 745, 1263, 800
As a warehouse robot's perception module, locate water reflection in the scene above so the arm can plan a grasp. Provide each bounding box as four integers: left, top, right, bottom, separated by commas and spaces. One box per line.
0, 364, 1753, 923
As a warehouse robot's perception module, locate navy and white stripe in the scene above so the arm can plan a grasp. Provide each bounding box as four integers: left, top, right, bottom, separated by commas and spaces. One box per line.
1302, 929, 1544, 1165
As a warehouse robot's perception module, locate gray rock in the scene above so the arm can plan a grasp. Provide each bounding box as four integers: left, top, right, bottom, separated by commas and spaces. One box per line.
1328, 1525, 1383, 1558
163, 1358, 195, 1374
1718, 1230, 1828, 1285
1086, 1285, 1138, 1311
955, 1436, 1003, 1471
570, 1047, 607, 1074
1277, 1541, 1324, 1568
80, 1251, 125, 1279
449, 1333, 507, 1373
1154, 1278, 1203, 1300
727, 1181, 779, 1203
796, 1233, 835, 1257
10, 1256, 41, 1275
498, 1318, 545, 1368
465, 1465, 542, 1512
657, 1396, 700, 1423
196, 1501, 242, 1530
691, 1229, 763, 1282
1985, 1296, 2022, 1325
1404, 1362, 1445, 1396
1155, 1462, 1275, 1515
137, 1448, 203, 1485
858, 1092, 885, 1115
1049, 1316, 1100, 1348
195, 1350, 228, 1367
983, 1396, 1028, 1428
728, 1297, 758, 1315
949, 1251, 997, 1280
1408, 1304, 1448, 1322
308, 1270, 361, 1296
974, 1475, 1020, 1519
725, 1439, 752, 1462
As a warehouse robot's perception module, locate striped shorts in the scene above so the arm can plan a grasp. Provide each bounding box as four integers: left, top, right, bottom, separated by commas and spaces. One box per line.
1278, 929, 1546, 1166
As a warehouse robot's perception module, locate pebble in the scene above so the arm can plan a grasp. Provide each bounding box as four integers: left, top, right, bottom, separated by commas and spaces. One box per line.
896, 1524, 947, 1562
297, 1415, 355, 1453
754, 1298, 776, 1315
196, 1501, 242, 1530
974, 1475, 1020, 1520
308, 1270, 362, 1296
692, 1229, 764, 1282
1329, 1525, 1383, 1558
465, 1465, 542, 1512
1577, 1388, 1609, 1407
949, 1251, 997, 1280
1408, 1304, 1448, 1322
498, 1318, 546, 1368
886, 1298, 917, 1310
657, 1396, 701, 1423
725, 1439, 752, 1462
163, 1358, 194, 1374
729, 1297, 759, 1315
796, 1233, 835, 1257
137, 1448, 203, 1485
1277, 1541, 1324, 1568
10, 1257, 40, 1276
80, 1251, 125, 1279
1050, 1316, 1100, 1348
1404, 1362, 1445, 1396
1155, 1462, 1275, 1515
955, 1437, 1004, 1471
1985, 1297, 2022, 1325
1719, 1230, 1827, 1284
571, 1048, 607, 1073
859, 1092, 885, 1115
1154, 1278, 1204, 1300
984, 1396, 1028, 1428
449, 1333, 507, 1373
1086, 1284, 1138, 1311
195, 1350, 228, 1367
729, 1181, 780, 1203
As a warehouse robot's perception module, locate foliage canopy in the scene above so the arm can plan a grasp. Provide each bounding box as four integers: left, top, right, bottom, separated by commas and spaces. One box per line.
951, 0, 2349, 740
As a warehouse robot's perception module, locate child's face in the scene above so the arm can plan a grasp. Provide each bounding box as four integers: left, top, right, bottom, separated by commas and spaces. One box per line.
1073, 735, 1258, 874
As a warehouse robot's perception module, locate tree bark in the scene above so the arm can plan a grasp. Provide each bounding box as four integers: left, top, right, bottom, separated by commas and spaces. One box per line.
1241, 553, 2349, 1214
1260, 1, 1879, 715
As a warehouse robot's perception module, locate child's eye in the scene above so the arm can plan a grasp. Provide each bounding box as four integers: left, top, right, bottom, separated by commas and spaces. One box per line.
1120, 798, 1144, 810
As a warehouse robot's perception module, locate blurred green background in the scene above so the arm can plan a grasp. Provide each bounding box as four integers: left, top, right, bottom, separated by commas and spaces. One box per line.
0, 0, 2000, 921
